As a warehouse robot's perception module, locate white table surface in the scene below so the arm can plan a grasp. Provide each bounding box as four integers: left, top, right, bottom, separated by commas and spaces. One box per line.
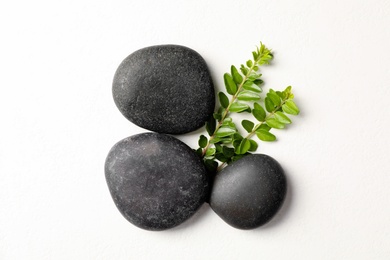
1, 0, 390, 259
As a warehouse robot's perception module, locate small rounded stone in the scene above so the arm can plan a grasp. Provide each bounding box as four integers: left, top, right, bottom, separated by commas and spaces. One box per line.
105, 133, 209, 231
209, 154, 287, 230
112, 45, 215, 134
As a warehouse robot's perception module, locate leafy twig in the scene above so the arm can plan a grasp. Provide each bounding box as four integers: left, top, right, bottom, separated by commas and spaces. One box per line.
196, 43, 300, 174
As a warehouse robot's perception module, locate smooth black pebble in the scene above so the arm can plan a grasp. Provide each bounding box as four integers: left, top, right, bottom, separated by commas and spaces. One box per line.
105, 133, 209, 231
112, 45, 215, 134
209, 154, 287, 230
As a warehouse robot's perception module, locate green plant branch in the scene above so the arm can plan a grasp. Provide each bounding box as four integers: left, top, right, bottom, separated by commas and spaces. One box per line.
217, 98, 289, 171
201, 56, 263, 157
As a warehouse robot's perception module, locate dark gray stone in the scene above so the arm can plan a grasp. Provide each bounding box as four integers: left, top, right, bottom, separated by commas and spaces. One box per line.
105, 133, 209, 231
210, 154, 287, 230
112, 45, 215, 134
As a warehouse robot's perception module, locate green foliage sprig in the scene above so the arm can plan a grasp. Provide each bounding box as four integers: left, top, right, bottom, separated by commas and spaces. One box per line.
196, 42, 300, 173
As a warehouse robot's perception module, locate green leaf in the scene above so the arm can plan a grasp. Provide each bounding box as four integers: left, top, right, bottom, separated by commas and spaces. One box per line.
229, 102, 249, 113
240, 65, 248, 75
256, 129, 276, 141
241, 120, 254, 133
246, 60, 253, 67
253, 79, 264, 86
274, 111, 292, 124
233, 139, 241, 149
282, 100, 300, 115
233, 133, 243, 141
231, 154, 246, 162
237, 91, 261, 101
213, 112, 222, 120
205, 148, 216, 157
267, 90, 281, 106
224, 73, 237, 95
215, 127, 236, 137
236, 138, 251, 155
252, 104, 266, 121
231, 65, 243, 85
195, 148, 203, 157
266, 118, 285, 129
218, 92, 229, 109
222, 146, 235, 158
248, 140, 258, 152
215, 153, 229, 163
276, 91, 286, 100
258, 123, 271, 131
242, 81, 262, 93
265, 97, 274, 112
252, 51, 258, 61
206, 117, 216, 136
198, 135, 207, 148
204, 159, 218, 173
210, 137, 221, 144
222, 118, 235, 129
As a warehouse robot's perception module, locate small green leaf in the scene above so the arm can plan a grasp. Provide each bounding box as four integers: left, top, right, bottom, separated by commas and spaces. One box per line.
224, 73, 237, 95
233, 133, 243, 141
231, 154, 246, 162
222, 146, 235, 158
284, 86, 292, 95
265, 97, 274, 112
198, 135, 207, 148
240, 65, 248, 75
246, 60, 253, 67
229, 102, 249, 113
204, 159, 218, 173
231, 65, 243, 84
222, 118, 235, 129
274, 111, 292, 124
215, 127, 236, 137
206, 117, 216, 136
218, 92, 229, 109
233, 139, 241, 149
253, 79, 264, 86
266, 118, 285, 129
213, 112, 221, 120
258, 123, 271, 131
195, 148, 203, 157
220, 136, 233, 144
241, 120, 254, 133
209, 137, 221, 144
252, 51, 258, 61
276, 91, 286, 100
205, 148, 216, 157
215, 153, 229, 163
248, 140, 258, 152
237, 91, 261, 101
282, 100, 300, 115
267, 90, 281, 106
236, 138, 251, 154
256, 129, 276, 141
252, 104, 266, 121
242, 81, 262, 92
253, 102, 262, 111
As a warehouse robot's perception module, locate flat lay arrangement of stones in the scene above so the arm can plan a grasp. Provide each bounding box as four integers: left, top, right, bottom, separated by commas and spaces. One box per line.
105, 44, 300, 231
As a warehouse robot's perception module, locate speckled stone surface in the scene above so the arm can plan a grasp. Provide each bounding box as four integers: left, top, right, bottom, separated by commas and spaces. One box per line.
105, 132, 209, 231
112, 45, 215, 134
210, 154, 287, 230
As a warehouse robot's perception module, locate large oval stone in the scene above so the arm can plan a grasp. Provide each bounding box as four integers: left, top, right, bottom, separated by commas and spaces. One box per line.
112, 45, 215, 134
105, 133, 209, 231
209, 154, 287, 230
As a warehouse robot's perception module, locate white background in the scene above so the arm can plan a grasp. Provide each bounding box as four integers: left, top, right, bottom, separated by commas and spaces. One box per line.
1, 0, 390, 259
